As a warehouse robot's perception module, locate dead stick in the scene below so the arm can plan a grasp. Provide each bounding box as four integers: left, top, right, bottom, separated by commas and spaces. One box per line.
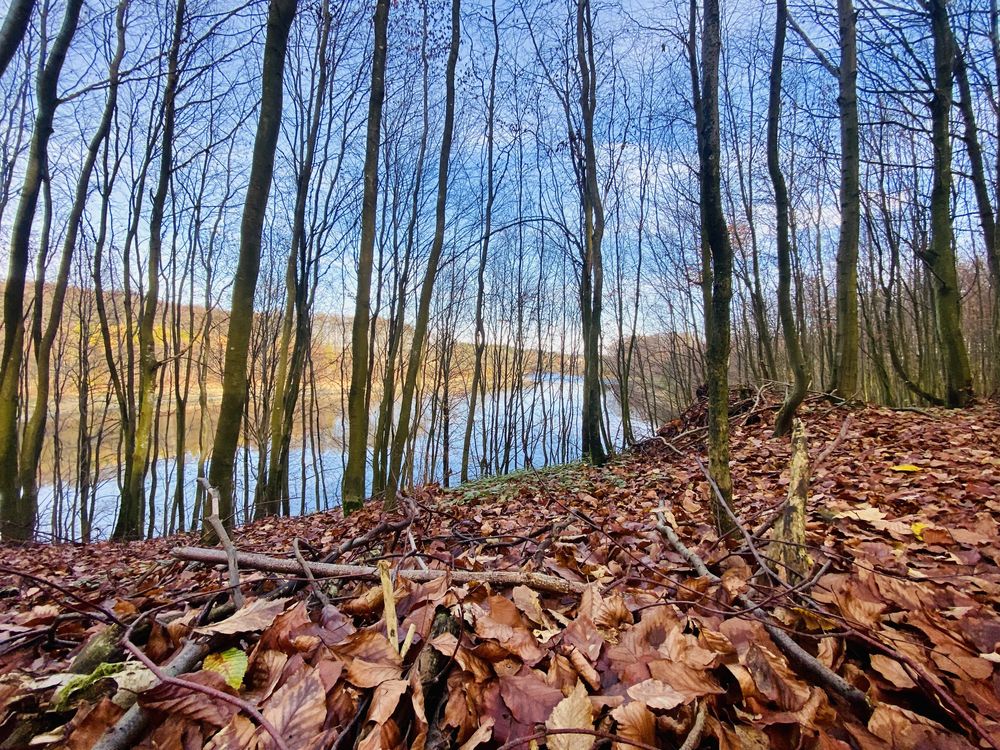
92, 640, 207, 750
679, 702, 707, 750
652, 515, 871, 718
123, 639, 288, 750
171, 546, 586, 595
814, 413, 853, 471
496, 728, 661, 750
198, 478, 244, 609
293, 538, 331, 607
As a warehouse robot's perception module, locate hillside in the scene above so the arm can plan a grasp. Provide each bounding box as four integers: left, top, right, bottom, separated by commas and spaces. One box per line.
1, 394, 999, 749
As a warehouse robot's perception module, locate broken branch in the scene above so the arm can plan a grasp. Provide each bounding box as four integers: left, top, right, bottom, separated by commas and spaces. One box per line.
171, 546, 587, 594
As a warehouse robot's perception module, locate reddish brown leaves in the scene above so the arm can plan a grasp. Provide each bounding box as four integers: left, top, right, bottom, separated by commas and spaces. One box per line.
257, 667, 326, 750
139, 670, 238, 727
196, 598, 291, 636
498, 667, 563, 724
3, 400, 1000, 749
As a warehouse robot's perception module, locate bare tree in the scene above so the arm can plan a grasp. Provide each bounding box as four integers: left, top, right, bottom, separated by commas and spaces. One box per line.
206, 0, 297, 530
0, 0, 84, 540
384, 0, 462, 511
343, 0, 390, 514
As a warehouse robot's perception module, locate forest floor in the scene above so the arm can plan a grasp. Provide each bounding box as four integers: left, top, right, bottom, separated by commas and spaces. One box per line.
2, 392, 1000, 750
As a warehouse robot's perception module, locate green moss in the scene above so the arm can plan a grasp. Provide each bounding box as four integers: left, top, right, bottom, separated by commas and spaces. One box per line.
440, 461, 590, 506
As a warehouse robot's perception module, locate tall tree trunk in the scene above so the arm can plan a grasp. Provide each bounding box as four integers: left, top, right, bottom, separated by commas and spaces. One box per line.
114, 0, 185, 540
0, 0, 34, 78
954, 48, 1000, 390
769, 0, 809, 436
259, 0, 332, 519
384, 0, 461, 512
343, 0, 390, 513
576, 0, 608, 467
0, 0, 83, 541
695, 0, 736, 536
926, 0, 973, 407
206, 0, 297, 530
462, 0, 499, 484
19, 0, 127, 526
831, 0, 861, 399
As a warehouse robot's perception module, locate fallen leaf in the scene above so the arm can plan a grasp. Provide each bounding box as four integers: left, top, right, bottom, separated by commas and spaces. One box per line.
545, 681, 594, 750
610, 700, 656, 750
458, 718, 495, 750
196, 598, 291, 636
203, 648, 249, 690
499, 668, 564, 725
139, 670, 237, 727
258, 667, 326, 750
625, 678, 686, 710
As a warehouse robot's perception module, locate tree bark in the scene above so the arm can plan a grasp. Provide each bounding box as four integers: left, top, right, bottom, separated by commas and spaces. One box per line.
343, 0, 390, 514
259, 0, 332, 519
954, 48, 1000, 389
0, 0, 34, 79
114, 0, 185, 540
18, 0, 127, 532
768, 0, 809, 436
206, 0, 297, 530
695, 0, 736, 536
384, 0, 461, 512
0, 0, 83, 540
831, 0, 861, 399
926, 0, 973, 407
576, 0, 608, 467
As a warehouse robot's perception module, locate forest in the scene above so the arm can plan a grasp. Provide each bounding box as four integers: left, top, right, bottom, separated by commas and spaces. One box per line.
0, 0, 999, 748
0, 0, 991, 543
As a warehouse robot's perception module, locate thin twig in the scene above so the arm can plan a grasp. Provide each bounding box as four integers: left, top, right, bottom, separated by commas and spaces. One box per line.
197, 478, 244, 609
0, 564, 125, 626
814, 413, 853, 471
495, 727, 662, 750
679, 701, 708, 750
293, 538, 331, 607
653, 512, 871, 717
122, 639, 289, 750
691, 455, 784, 584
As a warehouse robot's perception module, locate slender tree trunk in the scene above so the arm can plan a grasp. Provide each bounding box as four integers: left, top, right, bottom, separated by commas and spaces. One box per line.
695, 0, 736, 536
954, 48, 1000, 390
343, 0, 390, 513
576, 0, 608, 467
384, 0, 461, 512
206, 0, 297, 530
0, 0, 83, 540
19, 2, 126, 522
831, 0, 861, 399
926, 0, 973, 407
260, 0, 331, 518
0, 0, 35, 79
462, 0, 499, 484
114, 0, 184, 540
769, 0, 809, 436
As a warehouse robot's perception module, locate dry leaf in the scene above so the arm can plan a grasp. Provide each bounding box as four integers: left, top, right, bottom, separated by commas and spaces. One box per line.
545, 680, 594, 750
196, 598, 291, 636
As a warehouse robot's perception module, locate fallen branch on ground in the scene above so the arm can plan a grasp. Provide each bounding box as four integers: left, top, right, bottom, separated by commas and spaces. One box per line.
653, 511, 871, 718
171, 546, 587, 595
92, 640, 207, 750
293, 538, 331, 607
197, 478, 244, 609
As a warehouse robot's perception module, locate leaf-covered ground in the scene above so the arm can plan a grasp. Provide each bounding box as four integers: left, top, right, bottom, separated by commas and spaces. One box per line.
2, 394, 1000, 749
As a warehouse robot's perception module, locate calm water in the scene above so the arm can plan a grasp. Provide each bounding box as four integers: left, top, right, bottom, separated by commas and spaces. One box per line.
37, 376, 636, 540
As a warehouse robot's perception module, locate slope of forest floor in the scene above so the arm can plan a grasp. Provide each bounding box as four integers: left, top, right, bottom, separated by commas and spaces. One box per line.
2, 393, 1000, 749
